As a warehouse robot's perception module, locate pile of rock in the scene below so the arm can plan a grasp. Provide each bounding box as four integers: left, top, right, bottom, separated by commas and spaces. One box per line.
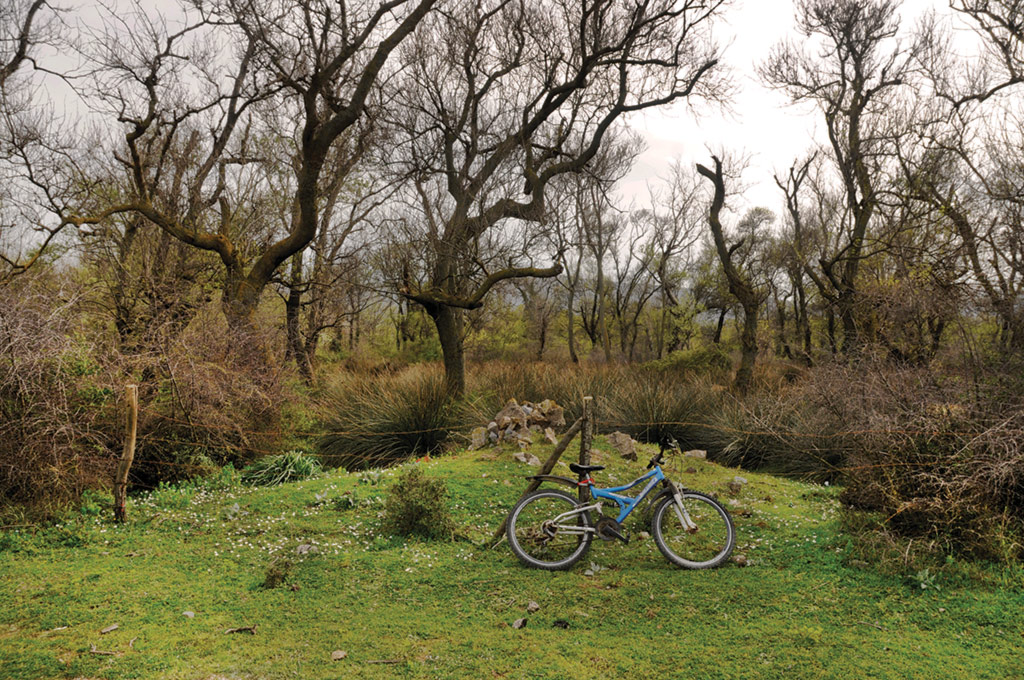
469, 398, 566, 450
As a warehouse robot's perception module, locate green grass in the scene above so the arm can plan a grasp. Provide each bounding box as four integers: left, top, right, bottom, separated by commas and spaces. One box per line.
1, 438, 1022, 679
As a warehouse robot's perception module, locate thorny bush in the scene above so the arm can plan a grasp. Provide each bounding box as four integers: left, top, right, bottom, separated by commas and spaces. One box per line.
0, 284, 120, 512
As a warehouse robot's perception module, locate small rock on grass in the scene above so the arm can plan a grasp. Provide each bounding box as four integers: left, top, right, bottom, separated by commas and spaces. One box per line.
331, 650, 348, 661
100, 624, 118, 634
182, 611, 195, 619
513, 451, 541, 466
607, 431, 638, 461
527, 601, 540, 613
732, 554, 748, 567
512, 618, 527, 629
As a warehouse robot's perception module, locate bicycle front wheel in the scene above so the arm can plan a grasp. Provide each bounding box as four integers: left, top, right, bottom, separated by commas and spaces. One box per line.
506, 489, 592, 570
652, 491, 734, 569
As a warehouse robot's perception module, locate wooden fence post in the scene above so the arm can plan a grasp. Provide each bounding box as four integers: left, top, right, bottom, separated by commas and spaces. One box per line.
578, 396, 593, 502
490, 416, 584, 545
114, 384, 138, 523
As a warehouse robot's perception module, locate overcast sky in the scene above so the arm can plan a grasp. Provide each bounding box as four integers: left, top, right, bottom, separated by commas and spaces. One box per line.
618, 0, 962, 216
50, 0, 975, 229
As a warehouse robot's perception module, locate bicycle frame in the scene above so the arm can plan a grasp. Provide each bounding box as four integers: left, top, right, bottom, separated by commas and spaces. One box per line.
587, 466, 666, 523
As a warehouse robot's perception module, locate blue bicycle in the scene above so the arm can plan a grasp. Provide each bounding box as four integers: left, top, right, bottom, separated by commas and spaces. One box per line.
506, 438, 735, 570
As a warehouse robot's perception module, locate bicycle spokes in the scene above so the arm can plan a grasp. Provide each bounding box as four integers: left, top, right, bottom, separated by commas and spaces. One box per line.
653, 493, 734, 568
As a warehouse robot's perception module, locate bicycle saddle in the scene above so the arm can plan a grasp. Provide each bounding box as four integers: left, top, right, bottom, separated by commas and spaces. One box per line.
569, 463, 604, 475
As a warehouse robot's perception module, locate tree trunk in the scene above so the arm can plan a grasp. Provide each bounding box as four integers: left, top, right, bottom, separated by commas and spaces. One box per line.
429, 304, 466, 397
775, 294, 793, 360
713, 308, 727, 344
566, 287, 579, 364
536, 315, 547, 361
284, 253, 312, 381
826, 307, 837, 354
838, 288, 859, 354
736, 301, 759, 392
595, 255, 612, 362
795, 277, 812, 366
222, 275, 261, 333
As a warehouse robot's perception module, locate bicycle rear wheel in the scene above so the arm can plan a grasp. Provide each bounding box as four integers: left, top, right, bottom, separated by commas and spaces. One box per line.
652, 491, 734, 569
506, 489, 592, 570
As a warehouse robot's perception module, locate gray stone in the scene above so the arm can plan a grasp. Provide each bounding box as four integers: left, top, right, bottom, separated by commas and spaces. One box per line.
469, 426, 488, 451
514, 451, 541, 466
684, 449, 707, 459
544, 404, 565, 428
495, 399, 528, 431
607, 431, 638, 461
544, 427, 558, 445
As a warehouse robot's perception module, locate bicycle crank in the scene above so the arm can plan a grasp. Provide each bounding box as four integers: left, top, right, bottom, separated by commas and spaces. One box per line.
595, 517, 629, 544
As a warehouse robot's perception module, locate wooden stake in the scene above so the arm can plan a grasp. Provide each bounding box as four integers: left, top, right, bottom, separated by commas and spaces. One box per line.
490, 417, 583, 544
114, 384, 138, 523
578, 396, 593, 502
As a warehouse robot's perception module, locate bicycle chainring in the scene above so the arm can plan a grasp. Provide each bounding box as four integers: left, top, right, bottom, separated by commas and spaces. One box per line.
595, 516, 623, 541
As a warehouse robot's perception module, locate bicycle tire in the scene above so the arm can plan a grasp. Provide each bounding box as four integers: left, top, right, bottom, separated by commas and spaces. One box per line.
651, 491, 734, 569
506, 489, 592, 570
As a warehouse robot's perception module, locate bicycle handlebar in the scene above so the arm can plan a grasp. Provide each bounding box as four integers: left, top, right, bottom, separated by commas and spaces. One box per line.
648, 435, 680, 469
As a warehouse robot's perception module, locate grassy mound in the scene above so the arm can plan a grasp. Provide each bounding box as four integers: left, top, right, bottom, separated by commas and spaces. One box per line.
1, 437, 1021, 679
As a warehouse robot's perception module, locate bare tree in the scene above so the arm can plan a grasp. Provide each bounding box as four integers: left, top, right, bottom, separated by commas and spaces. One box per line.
391, 0, 727, 395
0, 1, 49, 90
610, 223, 658, 361
947, 0, 1024, 106
775, 154, 821, 363
697, 156, 764, 394
0, 0, 64, 282
635, 161, 705, 358
761, 0, 923, 351
69, 0, 435, 336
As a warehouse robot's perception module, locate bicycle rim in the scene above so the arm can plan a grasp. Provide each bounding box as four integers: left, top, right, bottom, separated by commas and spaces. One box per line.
509, 491, 590, 569
653, 492, 734, 569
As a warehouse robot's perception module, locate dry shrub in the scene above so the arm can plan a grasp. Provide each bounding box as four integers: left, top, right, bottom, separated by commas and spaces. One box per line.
806, 362, 1024, 560
0, 284, 120, 511
608, 372, 721, 448
133, 308, 287, 486
318, 365, 469, 470
698, 387, 852, 480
